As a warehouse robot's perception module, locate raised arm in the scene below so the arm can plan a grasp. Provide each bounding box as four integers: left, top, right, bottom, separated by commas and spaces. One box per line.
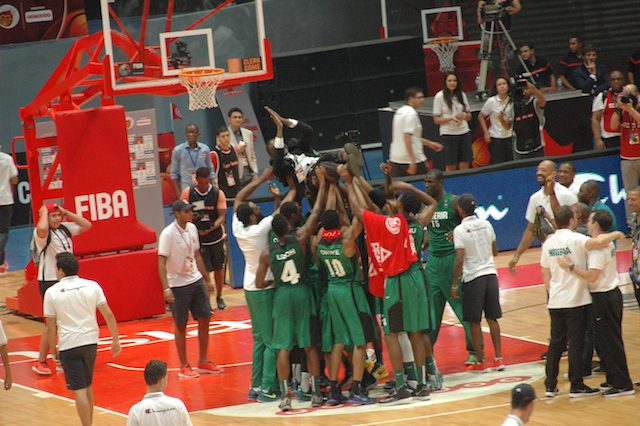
338, 165, 364, 222
59, 205, 92, 233
528, 82, 547, 108
36, 204, 49, 239
234, 166, 273, 212
297, 170, 326, 243
389, 181, 437, 226
585, 231, 625, 250
342, 216, 364, 258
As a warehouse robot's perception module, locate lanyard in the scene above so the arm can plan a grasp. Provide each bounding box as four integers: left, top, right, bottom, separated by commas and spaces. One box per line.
175, 223, 193, 254
53, 228, 71, 251
186, 145, 200, 168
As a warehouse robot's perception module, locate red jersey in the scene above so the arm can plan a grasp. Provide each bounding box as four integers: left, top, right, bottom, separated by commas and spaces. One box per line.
602, 91, 619, 134
362, 210, 417, 278
620, 111, 640, 160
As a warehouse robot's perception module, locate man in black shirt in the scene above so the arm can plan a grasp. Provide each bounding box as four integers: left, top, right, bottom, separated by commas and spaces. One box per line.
558, 35, 584, 91
517, 42, 556, 92
211, 127, 241, 199
512, 81, 547, 159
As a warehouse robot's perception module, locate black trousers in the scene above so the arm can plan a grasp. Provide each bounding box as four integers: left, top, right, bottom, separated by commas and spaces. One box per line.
592, 289, 633, 389
545, 305, 587, 389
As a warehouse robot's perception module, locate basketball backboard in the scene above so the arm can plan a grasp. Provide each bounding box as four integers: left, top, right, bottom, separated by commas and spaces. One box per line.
422, 6, 464, 44
99, 0, 271, 94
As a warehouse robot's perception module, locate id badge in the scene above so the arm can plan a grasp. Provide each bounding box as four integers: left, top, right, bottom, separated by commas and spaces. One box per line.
225, 170, 237, 187
631, 131, 639, 145
191, 171, 197, 184
184, 257, 195, 273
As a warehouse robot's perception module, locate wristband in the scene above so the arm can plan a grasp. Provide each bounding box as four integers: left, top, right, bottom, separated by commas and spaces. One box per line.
274, 137, 284, 149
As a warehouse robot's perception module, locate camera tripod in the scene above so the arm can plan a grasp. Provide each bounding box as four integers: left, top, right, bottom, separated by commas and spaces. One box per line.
476, 10, 533, 100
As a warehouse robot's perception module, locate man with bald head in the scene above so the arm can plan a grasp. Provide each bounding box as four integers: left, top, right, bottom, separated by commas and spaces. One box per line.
171, 123, 215, 198
509, 160, 578, 272
578, 180, 617, 232
592, 70, 625, 149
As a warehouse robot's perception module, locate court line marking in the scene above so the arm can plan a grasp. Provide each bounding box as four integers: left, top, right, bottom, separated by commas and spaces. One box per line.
441, 320, 549, 346
106, 361, 251, 371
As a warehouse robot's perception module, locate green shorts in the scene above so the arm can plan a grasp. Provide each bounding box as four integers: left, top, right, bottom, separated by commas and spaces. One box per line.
272, 284, 316, 350
327, 283, 376, 347
382, 263, 428, 334
319, 293, 333, 353
417, 263, 436, 332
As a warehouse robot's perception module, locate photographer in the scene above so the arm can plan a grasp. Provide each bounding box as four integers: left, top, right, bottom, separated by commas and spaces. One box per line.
610, 84, 640, 225
511, 81, 546, 160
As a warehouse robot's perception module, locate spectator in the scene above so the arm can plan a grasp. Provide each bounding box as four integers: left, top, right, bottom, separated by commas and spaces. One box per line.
433, 72, 473, 171
0, 319, 11, 390
0, 148, 18, 274
478, 77, 514, 164
578, 180, 617, 231
211, 126, 241, 199
228, 107, 258, 186
626, 187, 640, 309
592, 70, 625, 149
558, 35, 584, 91
517, 42, 556, 92
171, 123, 214, 197
127, 360, 192, 426
181, 166, 228, 310
32, 203, 92, 376
389, 87, 443, 176
44, 252, 120, 426
501, 383, 536, 425
557, 161, 580, 196
573, 45, 609, 95
512, 81, 546, 159
627, 47, 640, 88
158, 200, 224, 378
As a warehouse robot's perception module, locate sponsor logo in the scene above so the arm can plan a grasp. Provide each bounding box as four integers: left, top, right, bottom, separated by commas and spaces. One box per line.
25, 9, 53, 23
385, 217, 401, 235
0, 4, 19, 29
75, 190, 130, 221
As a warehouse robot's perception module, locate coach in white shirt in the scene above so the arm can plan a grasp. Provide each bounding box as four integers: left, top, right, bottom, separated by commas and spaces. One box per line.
540, 206, 623, 398
127, 360, 192, 426
44, 252, 120, 426
389, 87, 443, 177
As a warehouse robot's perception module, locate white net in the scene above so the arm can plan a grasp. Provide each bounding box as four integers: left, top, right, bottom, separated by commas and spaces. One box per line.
432, 38, 458, 73
178, 68, 225, 110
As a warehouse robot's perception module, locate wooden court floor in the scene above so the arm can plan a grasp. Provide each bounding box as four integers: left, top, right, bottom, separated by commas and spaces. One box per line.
1, 243, 638, 425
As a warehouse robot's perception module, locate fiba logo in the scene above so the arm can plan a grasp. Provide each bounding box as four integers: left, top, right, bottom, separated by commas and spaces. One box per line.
75, 190, 130, 221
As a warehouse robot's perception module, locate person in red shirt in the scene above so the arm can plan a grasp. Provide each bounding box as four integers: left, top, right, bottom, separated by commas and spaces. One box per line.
592, 70, 624, 149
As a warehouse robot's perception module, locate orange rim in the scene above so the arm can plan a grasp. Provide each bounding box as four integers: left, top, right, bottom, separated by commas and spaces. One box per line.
430, 37, 457, 45
179, 67, 225, 78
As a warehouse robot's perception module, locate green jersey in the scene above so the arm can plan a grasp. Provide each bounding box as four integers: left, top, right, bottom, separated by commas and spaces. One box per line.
269, 235, 307, 287
428, 192, 460, 257
317, 237, 361, 286
408, 220, 426, 262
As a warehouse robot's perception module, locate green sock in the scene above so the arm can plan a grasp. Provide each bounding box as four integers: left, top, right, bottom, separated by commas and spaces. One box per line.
403, 361, 418, 381
426, 356, 438, 375
279, 380, 288, 397
417, 365, 426, 385
312, 376, 322, 395
394, 369, 406, 387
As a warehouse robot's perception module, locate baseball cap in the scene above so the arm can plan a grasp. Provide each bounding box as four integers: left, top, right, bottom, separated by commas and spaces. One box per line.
511, 383, 537, 405
172, 200, 194, 213
46, 203, 61, 214
457, 193, 477, 213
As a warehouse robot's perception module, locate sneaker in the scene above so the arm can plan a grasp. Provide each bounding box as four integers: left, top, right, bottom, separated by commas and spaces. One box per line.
344, 143, 364, 177
248, 388, 260, 401
362, 370, 378, 391
545, 387, 559, 398
257, 391, 280, 403
178, 364, 200, 378
379, 385, 413, 406
311, 393, 324, 407
635, 381, 640, 387
32, 361, 52, 375
427, 373, 443, 391
216, 297, 227, 310
327, 392, 347, 406
0, 261, 8, 274
599, 382, 612, 390
384, 380, 396, 393
464, 354, 478, 365
366, 361, 389, 380
466, 362, 488, 373
347, 392, 375, 405
296, 390, 312, 401
492, 358, 505, 371
197, 361, 224, 374
602, 388, 635, 398
411, 383, 431, 401
279, 395, 292, 412
569, 385, 600, 398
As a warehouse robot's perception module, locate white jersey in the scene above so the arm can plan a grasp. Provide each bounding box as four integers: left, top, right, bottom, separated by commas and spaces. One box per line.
232, 214, 274, 291
390, 104, 426, 164
453, 215, 497, 282
587, 243, 619, 293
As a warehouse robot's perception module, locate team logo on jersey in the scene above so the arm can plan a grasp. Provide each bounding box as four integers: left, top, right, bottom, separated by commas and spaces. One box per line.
385, 217, 402, 235
371, 242, 393, 265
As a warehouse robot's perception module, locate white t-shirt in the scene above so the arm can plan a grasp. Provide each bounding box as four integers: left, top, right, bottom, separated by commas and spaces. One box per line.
432, 91, 471, 135
480, 95, 514, 139
389, 105, 426, 164
127, 392, 192, 426
540, 229, 592, 309
501, 414, 525, 426
232, 213, 274, 291
567, 180, 581, 197
587, 243, 619, 293
43, 276, 107, 351
0, 319, 7, 346
34, 223, 81, 282
158, 222, 202, 288
453, 216, 497, 282
0, 152, 18, 206
592, 92, 620, 139
525, 182, 577, 224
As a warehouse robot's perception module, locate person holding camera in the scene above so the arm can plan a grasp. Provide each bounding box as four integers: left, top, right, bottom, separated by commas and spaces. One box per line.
478, 76, 514, 164
511, 81, 546, 159
592, 70, 625, 149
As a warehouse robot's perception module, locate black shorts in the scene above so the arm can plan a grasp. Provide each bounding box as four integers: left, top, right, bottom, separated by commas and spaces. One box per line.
39, 280, 58, 299
442, 132, 473, 166
462, 274, 502, 323
60, 344, 97, 391
170, 278, 212, 325
201, 242, 225, 271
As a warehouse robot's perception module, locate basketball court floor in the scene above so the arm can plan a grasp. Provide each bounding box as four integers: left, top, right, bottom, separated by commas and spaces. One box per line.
1, 242, 638, 425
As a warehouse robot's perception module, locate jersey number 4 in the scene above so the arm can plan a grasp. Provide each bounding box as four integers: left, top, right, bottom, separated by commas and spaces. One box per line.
324, 259, 347, 278
281, 259, 301, 284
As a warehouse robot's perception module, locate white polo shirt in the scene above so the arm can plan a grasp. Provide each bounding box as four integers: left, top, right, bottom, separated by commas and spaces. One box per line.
232, 213, 274, 291
43, 275, 107, 351
389, 105, 426, 164
453, 215, 497, 282
525, 182, 577, 224
0, 319, 7, 346
501, 414, 524, 426
127, 392, 192, 426
480, 95, 514, 139
34, 223, 81, 282
540, 229, 592, 309
158, 221, 202, 288
592, 92, 620, 139
0, 152, 18, 206
588, 243, 619, 293
432, 91, 471, 135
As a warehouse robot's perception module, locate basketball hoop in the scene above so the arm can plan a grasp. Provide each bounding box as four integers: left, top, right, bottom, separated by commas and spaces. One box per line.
430, 37, 458, 73
178, 67, 225, 110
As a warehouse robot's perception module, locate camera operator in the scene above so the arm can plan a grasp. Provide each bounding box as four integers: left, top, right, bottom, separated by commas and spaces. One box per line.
511, 80, 546, 160
610, 84, 640, 225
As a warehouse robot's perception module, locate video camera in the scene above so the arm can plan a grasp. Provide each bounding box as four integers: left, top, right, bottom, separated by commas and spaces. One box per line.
621, 93, 638, 108
480, 3, 508, 23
